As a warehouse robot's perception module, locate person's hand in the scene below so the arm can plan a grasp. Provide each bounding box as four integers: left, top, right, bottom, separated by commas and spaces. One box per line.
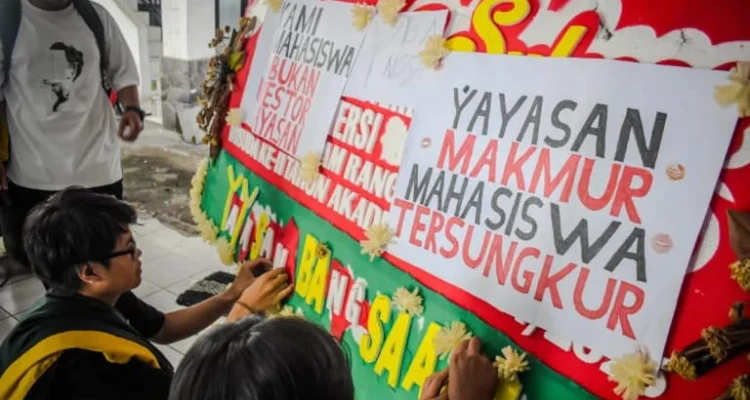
237, 268, 293, 313
447, 337, 498, 400
226, 258, 273, 300
118, 111, 143, 141
420, 369, 448, 400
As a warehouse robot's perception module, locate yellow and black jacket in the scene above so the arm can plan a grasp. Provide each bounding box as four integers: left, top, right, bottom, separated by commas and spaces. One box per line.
0, 291, 173, 400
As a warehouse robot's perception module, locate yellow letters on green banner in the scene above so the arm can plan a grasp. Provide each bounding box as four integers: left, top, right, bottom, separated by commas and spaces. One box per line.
402, 322, 442, 393
374, 311, 413, 388
230, 187, 258, 249
293, 234, 330, 315
306, 247, 330, 315
359, 295, 391, 363
220, 166, 260, 249
221, 165, 245, 229
295, 235, 318, 298
495, 379, 524, 400
249, 210, 269, 260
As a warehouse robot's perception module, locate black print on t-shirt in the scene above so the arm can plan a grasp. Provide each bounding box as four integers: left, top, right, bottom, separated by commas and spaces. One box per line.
41, 42, 84, 112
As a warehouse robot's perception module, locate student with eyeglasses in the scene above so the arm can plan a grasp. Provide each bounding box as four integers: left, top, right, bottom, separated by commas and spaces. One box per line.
0, 187, 293, 399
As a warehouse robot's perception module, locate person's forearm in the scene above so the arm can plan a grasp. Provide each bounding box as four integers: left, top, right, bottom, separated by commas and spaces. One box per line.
117, 85, 140, 108
152, 291, 236, 344
225, 301, 255, 323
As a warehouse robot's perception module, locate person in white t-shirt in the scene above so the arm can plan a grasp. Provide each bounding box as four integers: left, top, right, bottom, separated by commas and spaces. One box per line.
0, 0, 144, 273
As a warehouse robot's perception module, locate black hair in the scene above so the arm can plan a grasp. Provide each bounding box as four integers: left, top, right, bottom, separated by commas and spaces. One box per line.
169, 315, 355, 400
22, 186, 138, 291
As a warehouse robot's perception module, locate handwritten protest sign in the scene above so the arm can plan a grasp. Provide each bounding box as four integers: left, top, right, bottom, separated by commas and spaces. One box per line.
387, 52, 738, 359
344, 11, 448, 108
239, 8, 280, 124
227, 98, 412, 240
241, 0, 366, 158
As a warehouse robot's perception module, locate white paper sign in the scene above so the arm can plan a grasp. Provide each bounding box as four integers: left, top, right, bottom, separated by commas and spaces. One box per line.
343, 11, 448, 108
239, 7, 280, 123
387, 52, 738, 360
240, 0, 366, 158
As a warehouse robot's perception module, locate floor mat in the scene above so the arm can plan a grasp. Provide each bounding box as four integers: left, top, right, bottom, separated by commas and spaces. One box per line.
176, 271, 236, 307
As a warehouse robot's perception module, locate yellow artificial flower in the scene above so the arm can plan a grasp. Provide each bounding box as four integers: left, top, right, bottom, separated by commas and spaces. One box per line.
216, 237, 235, 266
225, 108, 243, 127
715, 61, 750, 117
494, 346, 530, 382
264, 0, 283, 12
419, 35, 448, 70
351, 4, 375, 32
376, 0, 404, 26
298, 152, 322, 185
433, 321, 472, 359
360, 223, 395, 261
391, 287, 424, 316
608, 350, 657, 400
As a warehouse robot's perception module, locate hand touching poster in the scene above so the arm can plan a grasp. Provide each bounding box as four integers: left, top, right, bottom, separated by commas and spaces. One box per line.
387, 52, 738, 360
242, 0, 366, 158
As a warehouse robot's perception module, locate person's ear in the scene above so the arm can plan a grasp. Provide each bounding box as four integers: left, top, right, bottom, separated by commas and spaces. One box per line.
78, 263, 106, 285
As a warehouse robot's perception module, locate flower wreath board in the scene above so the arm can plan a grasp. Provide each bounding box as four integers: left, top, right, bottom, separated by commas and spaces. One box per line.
192, 0, 750, 399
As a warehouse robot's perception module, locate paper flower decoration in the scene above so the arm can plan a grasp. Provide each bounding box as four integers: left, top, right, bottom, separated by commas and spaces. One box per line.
267, 305, 304, 318
195, 213, 219, 244
316, 242, 331, 259
379, 117, 408, 166
190, 159, 208, 202
725, 375, 750, 400
714, 61, 750, 117
376, 0, 404, 26
433, 321, 472, 359
298, 152, 322, 185
727, 209, 750, 291
494, 346, 530, 382
607, 350, 657, 400
731, 259, 750, 291
225, 108, 243, 127
360, 223, 395, 261
189, 159, 220, 244
278, 305, 305, 318
664, 351, 697, 380
216, 237, 235, 266
419, 35, 449, 70
391, 287, 424, 316
264, 0, 283, 12
351, 4, 374, 32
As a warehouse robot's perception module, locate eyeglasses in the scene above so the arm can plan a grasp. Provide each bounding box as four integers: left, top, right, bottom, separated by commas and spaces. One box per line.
103, 242, 138, 261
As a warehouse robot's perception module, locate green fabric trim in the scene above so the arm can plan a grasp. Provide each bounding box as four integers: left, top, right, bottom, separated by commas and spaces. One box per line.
201, 151, 597, 400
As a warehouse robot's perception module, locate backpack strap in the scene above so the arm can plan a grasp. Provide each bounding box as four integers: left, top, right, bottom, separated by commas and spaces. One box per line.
0, 0, 22, 90
72, 0, 124, 113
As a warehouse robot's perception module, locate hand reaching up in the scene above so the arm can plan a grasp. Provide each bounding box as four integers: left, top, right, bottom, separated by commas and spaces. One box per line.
227, 268, 293, 322
420, 337, 498, 400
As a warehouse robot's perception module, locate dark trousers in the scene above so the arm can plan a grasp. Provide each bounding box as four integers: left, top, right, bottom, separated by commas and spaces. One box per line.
0, 180, 123, 269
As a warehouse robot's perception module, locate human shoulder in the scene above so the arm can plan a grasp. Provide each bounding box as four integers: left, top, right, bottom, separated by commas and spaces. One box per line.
38, 349, 171, 399
90, 1, 115, 21
89, 1, 121, 32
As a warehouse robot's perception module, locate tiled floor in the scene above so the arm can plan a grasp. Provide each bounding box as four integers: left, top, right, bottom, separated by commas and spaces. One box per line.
0, 215, 229, 368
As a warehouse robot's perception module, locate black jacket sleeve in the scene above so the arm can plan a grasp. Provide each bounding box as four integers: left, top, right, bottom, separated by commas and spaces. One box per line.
115, 291, 166, 338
